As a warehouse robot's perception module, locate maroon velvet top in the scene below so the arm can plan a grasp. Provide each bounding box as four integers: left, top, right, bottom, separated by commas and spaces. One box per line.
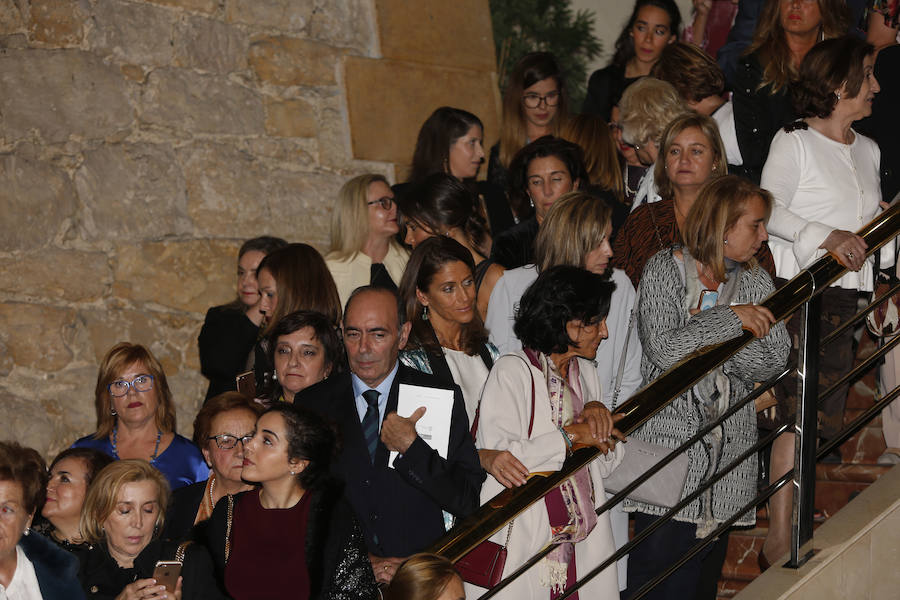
225, 489, 312, 599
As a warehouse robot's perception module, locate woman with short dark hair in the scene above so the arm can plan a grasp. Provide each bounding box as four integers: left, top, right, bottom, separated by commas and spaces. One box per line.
625, 175, 789, 599
470, 266, 624, 599
266, 310, 344, 404
35, 447, 113, 551
0, 441, 85, 600
199, 235, 287, 400
202, 403, 378, 600
490, 137, 591, 270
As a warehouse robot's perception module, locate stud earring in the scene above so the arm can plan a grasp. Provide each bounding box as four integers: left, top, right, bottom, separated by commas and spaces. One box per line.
835, 91, 842, 101
724, 239, 729, 245
422, 305, 429, 321
110, 406, 117, 416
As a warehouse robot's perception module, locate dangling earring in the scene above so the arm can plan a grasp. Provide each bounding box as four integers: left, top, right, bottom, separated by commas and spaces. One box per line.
110, 405, 117, 416
835, 91, 842, 101
528, 195, 535, 208
23, 527, 30, 537
273, 370, 278, 382
422, 305, 429, 321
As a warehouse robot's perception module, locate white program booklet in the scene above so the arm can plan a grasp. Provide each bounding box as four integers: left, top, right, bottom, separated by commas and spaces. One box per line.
388, 383, 454, 468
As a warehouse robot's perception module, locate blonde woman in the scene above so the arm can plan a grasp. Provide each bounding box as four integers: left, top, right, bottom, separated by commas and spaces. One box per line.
326, 174, 409, 307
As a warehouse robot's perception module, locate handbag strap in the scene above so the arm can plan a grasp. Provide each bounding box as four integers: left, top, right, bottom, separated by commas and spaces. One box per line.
471, 354, 535, 440
224, 493, 234, 563
174, 540, 192, 564
612, 285, 640, 411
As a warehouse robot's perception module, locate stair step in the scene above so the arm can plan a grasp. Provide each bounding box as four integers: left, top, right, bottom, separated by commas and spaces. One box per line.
717, 577, 750, 599
816, 462, 891, 482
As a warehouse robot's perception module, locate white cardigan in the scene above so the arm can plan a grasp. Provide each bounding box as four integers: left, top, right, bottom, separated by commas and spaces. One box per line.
324, 243, 409, 308
761, 125, 891, 291
467, 352, 623, 599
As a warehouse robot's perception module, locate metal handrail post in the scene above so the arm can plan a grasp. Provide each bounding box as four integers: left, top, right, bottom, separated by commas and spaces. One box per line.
790, 289, 820, 567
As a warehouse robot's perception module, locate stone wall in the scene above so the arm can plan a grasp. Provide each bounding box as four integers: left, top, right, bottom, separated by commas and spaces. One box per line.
0, 0, 499, 458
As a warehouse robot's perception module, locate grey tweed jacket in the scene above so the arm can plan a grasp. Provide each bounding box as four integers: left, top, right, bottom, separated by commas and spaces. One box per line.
625, 248, 790, 527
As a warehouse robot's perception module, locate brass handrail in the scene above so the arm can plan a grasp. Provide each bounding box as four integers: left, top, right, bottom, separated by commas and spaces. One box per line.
428, 203, 900, 565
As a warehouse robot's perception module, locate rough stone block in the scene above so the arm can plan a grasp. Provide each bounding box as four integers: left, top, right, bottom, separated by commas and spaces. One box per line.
264, 97, 317, 138
226, 0, 313, 32
111, 240, 237, 313
174, 14, 248, 73
0, 0, 26, 34
139, 68, 265, 135
343, 56, 501, 165
0, 155, 77, 252
375, 0, 496, 71
248, 35, 339, 86
143, 0, 218, 14
0, 391, 64, 458
308, 0, 375, 53
0, 249, 109, 302
0, 50, 133, 143
29, 0, 88, 46
179, 143, 338, 247
88, 0, 176, 67
0, 303, 76, 371
74, 143, 192, 242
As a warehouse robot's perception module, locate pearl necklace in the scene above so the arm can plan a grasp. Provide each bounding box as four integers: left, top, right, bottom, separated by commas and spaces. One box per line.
111, 424, 162, 463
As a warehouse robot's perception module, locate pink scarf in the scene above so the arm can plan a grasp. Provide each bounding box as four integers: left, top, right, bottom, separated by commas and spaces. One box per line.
524, 349, 597, 597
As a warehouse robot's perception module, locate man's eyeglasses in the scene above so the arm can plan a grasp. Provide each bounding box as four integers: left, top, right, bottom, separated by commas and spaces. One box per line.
367, 196, 395, 210
108, 375, 155, 397
208, 433, 254, 450
522, 91, 560, 109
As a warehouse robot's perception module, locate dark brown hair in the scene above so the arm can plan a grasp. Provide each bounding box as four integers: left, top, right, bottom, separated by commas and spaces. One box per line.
651, 41, 725, 103
48, 448, 115, 487
0, 441, 47, 515
792, 36, 875, 118
409, 107, 484, 183
257, 243, 342, 335
398, 236, 488, 356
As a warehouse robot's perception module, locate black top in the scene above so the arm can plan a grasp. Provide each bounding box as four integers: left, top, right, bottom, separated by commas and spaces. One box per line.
164, 480, 208, 542
198, 305, 260, 401
582, 64, 641, 121
294, 366, 484, 557
856, 45, 900, 204
78, 539, 225, 600
490, 216, 540, 270
22, 531, 86, 600
731, 52, 796, 184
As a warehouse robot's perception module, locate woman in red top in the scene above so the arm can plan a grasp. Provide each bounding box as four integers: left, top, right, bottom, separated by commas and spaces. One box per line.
203, 404, 378, 600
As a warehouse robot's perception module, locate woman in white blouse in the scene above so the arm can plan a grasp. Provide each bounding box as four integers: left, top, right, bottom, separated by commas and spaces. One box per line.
760, 34, 888, 567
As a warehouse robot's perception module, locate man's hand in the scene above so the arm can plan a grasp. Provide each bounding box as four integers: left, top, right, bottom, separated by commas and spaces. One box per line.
369, 554, 405, 584
381, 407, 426, 454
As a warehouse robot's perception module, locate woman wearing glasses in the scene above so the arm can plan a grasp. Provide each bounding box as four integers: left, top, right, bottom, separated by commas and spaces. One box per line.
164, 392, 263, 541
72, 342, 208, 490
325, 173, 409, 307
487, 51, 569, 218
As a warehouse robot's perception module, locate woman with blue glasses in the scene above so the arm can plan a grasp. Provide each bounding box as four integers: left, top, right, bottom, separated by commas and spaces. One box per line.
72, 342, 208, 490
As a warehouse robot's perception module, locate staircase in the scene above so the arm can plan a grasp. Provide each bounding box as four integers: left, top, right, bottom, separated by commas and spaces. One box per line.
715, 332, 893, 599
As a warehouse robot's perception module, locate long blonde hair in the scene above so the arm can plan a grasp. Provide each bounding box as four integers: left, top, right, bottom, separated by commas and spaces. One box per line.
498, 52, 570, 169
682, 176, 773, 283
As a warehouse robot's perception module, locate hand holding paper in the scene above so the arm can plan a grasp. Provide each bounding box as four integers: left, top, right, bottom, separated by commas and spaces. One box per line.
381, 407, 426, 454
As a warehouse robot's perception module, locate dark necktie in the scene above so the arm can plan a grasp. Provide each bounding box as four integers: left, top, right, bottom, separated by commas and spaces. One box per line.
361, 389, 380, 462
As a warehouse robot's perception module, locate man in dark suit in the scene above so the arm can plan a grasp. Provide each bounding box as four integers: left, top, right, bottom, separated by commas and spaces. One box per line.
294, 286, 484, 583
